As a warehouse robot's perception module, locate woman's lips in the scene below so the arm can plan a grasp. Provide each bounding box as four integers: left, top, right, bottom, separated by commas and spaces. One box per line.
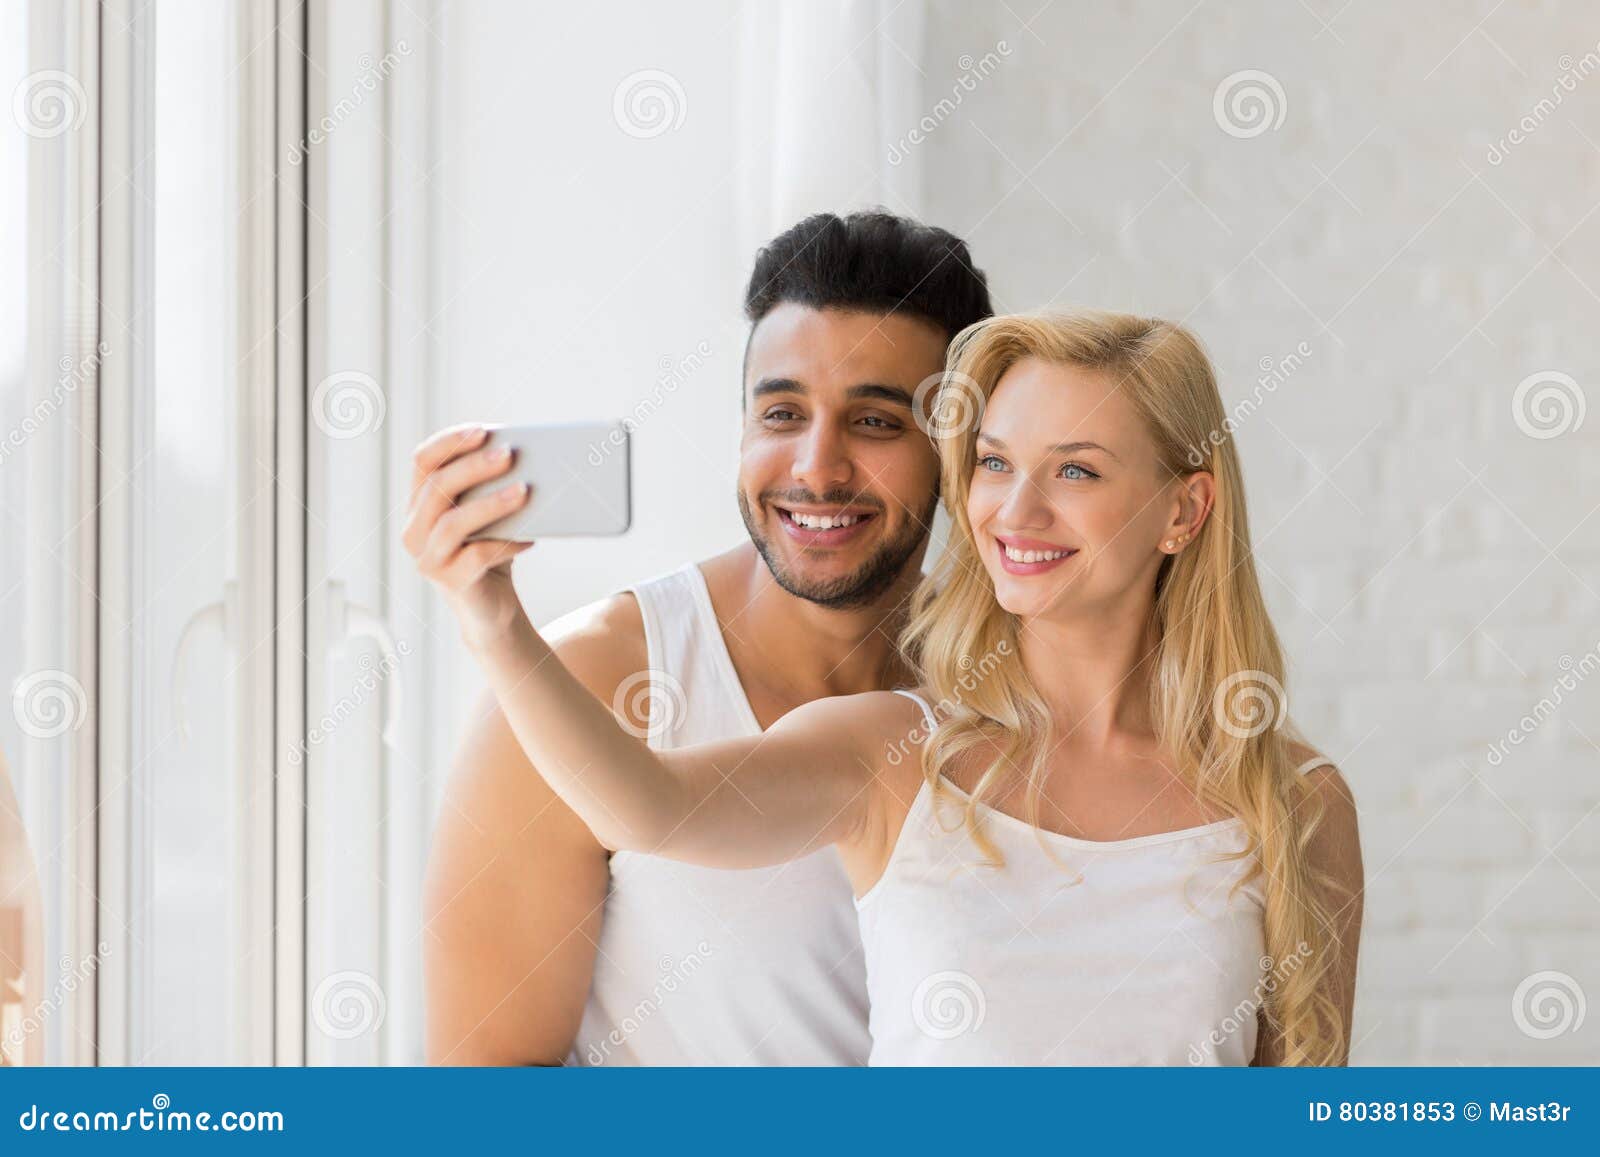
776, 507, 878, 548
994, 535, 1078, 575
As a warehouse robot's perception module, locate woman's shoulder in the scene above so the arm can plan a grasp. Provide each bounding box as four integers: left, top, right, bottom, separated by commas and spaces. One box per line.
764, 687, 938, 747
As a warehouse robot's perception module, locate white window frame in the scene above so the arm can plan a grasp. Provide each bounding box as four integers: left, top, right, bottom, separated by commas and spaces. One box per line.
24, 0, 438, 1067
91, 0, 308, 1066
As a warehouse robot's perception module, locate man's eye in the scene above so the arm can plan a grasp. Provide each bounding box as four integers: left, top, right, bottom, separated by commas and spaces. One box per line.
763, 408, 801, 422
859, 415, 902, 430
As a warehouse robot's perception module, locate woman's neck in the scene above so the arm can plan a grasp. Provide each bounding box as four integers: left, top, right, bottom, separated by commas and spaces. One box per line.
1015, 595, 1160, 745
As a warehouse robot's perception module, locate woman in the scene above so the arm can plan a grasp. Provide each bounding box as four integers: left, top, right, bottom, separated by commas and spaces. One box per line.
406, 309, 1363, 1065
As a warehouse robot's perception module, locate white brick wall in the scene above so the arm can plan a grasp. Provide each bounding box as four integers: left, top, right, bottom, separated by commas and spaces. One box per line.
919, 0, 1599, 1064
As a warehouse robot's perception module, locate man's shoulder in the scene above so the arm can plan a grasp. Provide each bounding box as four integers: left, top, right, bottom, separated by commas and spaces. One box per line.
540, 588, 648, 694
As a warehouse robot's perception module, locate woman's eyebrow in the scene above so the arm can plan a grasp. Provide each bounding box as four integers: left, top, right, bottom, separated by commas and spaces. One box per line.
977, 432, 1120, 461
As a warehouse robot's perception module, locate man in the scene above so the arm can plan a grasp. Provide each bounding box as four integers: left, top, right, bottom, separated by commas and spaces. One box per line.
421, 210, 992, 1064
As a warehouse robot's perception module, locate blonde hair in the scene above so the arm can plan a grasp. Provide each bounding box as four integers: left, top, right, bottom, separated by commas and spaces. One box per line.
900, 309, 1349, 1065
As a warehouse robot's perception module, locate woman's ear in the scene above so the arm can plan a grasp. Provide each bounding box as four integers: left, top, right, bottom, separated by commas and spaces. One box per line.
1161, 471, 1215, 553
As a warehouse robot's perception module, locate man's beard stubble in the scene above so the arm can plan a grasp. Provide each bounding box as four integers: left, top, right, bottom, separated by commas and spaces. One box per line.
736, 487, 940, 611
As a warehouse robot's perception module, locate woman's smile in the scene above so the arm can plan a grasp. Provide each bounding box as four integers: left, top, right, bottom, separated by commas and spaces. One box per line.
993, 533, 1079, 575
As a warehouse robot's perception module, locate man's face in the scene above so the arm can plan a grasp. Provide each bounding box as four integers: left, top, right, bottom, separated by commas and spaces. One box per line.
737, 303, 947, 609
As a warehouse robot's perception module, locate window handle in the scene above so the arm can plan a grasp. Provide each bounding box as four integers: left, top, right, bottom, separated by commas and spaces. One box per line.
170, 581, 235, 743
325, 581, 405, 750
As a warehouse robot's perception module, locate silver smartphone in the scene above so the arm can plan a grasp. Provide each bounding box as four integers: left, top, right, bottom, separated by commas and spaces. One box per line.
460, 421, 631, 542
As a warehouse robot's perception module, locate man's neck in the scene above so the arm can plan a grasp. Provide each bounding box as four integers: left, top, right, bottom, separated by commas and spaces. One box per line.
698, 542, 923, 721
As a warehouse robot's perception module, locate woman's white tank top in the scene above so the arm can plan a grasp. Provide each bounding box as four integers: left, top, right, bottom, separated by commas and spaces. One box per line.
569, 563, 872, 1066
856, 688, 1329, 1066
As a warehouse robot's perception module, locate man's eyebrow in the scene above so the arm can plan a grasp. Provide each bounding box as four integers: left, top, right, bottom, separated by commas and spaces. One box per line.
752, 377, 805, 399
750, 379, 915, 407
976, 432, 1121, 461
847, 383, 914, 407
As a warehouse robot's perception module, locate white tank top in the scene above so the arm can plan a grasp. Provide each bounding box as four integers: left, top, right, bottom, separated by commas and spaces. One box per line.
856, 688, 1329, 1066
569, 562, 872, 1066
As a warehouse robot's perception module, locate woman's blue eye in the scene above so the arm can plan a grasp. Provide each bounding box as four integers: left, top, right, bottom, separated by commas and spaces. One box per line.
978, 454, 1006, 471
1061, 463, 1098, 481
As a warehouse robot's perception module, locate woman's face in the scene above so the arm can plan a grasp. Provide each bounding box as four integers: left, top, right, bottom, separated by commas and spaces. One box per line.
965, 356, 1208, 623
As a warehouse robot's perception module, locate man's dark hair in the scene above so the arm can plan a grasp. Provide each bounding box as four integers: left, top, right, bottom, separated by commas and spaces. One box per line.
743, 210, 993, 343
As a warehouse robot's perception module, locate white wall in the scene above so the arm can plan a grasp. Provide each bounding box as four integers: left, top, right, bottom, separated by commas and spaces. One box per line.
434, 1, 747, 624
916, 0, 1599, 1063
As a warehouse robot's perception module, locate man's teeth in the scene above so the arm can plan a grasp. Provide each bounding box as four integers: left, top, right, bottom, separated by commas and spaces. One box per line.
1003, 543, 1072, 563
789, 511, 864, 529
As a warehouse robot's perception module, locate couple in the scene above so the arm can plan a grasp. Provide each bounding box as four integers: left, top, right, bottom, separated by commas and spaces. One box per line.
412, 211, 1363, 1067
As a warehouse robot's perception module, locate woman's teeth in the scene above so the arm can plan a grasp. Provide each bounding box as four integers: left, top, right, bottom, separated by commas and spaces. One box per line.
789, 511, 864, 529
1003, 544, 1071, 563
